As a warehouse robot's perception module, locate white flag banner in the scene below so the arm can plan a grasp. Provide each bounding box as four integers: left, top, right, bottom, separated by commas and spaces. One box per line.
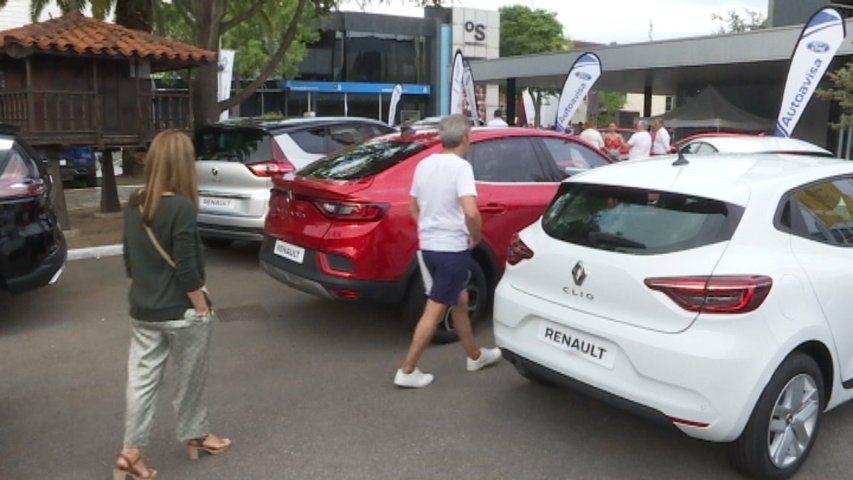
388, 84, 403, 126
555, 52, 602, 133
450, 49, 465, 115
217, 50, 236, 122
522, 89, 536, 126
462, 60, 481, 124
775, 8, 846, 137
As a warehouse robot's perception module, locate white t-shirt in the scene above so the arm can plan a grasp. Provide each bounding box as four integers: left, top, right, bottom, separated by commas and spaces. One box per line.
579, 128, 605, 149
410, 153, 478, 252
487, 118, 508, 127
651, 127, 671, 155
627, 131, 653, 159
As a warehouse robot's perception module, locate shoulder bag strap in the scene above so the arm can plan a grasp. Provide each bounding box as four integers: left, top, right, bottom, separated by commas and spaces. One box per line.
138, 205, 177, 269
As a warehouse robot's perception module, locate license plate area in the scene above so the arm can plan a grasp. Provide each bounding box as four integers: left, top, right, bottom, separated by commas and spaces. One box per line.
201, 196, 238, 212
274, 239, 305, 264
538, 321, 617, 369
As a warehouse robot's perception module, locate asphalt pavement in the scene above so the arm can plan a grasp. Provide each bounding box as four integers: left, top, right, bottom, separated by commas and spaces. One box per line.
2, 246, 853, 479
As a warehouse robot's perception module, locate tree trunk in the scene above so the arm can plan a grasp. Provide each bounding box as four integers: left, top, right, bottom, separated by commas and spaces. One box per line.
100, 150, 121, 213
190, 0, 227, 127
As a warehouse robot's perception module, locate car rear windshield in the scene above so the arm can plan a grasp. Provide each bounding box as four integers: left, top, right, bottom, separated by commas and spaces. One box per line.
542, 183, 743, 255
195, 128, 272, 164
298, 139, 428, 180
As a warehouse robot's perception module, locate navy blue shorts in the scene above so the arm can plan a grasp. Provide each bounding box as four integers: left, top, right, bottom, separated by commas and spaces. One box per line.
419, 250, 471, 306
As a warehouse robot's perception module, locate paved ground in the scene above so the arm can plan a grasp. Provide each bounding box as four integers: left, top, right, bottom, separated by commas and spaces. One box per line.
3, 246, 853, 479
64, 185, 141, 211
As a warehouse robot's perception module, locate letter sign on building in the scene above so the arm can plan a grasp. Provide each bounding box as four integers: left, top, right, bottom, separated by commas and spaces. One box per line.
464, 21, 486, 42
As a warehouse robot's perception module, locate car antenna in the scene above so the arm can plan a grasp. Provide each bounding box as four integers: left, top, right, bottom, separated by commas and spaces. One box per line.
672, 151, 689, 166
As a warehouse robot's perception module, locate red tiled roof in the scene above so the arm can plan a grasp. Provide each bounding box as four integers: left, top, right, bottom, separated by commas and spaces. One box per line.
0, 12, 215, 64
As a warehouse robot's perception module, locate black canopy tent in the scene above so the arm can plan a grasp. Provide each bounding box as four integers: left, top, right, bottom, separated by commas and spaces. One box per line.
660, 86, 774, 132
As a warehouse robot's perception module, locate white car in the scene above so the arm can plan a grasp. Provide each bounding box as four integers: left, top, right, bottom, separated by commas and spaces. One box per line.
494, 153, 853, 479
676, 134, 832, 156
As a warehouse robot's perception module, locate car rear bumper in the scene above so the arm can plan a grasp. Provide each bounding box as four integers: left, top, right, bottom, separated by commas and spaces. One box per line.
198, 213, 265, 242
259, 236, 406, 303
4, 240, 67, 294
493, 280, 776, 443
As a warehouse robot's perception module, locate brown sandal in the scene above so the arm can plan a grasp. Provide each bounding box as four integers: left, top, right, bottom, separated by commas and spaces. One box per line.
187, 434, 233, 460
113, 452, 158, 480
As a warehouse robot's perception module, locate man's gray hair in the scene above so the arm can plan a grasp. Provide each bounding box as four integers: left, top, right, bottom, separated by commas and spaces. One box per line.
636, 120, 648, 130
439, 114, 472, 148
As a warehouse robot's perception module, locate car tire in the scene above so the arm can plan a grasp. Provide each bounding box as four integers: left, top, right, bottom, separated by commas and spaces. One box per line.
85, 166, 98, 188
401, 257, 489, 345
728, 352, 824, 480
201, 236, 234, 249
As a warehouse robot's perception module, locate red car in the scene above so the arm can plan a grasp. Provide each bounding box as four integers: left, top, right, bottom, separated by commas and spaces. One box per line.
259, 127, 613, 342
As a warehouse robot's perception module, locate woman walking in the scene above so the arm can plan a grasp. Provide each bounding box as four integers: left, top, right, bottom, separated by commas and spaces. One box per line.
114, 130, 231, 479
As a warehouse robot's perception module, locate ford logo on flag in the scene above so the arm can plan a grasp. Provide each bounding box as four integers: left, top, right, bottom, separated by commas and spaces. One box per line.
807, 41, 831, 53
575, 72, 592, 81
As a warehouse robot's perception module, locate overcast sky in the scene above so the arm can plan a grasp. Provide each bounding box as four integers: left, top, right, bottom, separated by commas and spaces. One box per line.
341, 0, 770, 45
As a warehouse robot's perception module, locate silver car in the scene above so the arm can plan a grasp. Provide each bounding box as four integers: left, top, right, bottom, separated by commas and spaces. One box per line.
195, 117, 394, 247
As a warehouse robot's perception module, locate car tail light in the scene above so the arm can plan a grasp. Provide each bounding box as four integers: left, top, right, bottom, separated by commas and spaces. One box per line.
644, 275, 772, 314
507, 233, 534, 265
247, 141, 294, 177
314, 200, 388, 221
0, 158, 45, 199
331, 289, 361, 300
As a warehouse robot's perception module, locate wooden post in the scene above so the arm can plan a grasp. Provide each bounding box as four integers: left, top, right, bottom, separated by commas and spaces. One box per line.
93, 60, 103, 148
187, 67, 193, 132
100, 149, 121, 213
24, 57, 34, 132
45, 145, 70, 230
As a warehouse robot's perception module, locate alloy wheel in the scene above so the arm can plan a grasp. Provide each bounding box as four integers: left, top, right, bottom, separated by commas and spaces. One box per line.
766, 373, 820, 468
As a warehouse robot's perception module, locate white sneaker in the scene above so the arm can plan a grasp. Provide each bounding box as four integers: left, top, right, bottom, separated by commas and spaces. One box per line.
467, 347, 502, 372
394, 368, 435, 388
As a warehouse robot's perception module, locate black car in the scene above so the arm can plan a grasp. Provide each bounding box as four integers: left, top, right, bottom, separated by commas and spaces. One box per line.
0, 134, 66, 294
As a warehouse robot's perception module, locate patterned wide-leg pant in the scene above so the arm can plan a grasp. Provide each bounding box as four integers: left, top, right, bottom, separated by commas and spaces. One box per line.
122, 310, 212, 448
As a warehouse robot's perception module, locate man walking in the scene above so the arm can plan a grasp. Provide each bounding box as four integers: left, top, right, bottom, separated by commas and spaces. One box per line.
395, 114, 502, 388
650, 117, 671, 155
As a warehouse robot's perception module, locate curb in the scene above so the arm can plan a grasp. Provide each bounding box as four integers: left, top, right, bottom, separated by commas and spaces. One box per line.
67, 244, 123, 261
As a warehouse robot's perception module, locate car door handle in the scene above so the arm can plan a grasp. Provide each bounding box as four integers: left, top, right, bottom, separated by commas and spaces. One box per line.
479, 203, 507, 214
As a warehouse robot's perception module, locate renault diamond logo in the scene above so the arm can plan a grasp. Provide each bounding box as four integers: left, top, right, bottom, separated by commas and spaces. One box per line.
572, 261, 587, 286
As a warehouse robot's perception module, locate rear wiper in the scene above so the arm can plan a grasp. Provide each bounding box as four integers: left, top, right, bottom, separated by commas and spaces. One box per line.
588, 232, 646, 249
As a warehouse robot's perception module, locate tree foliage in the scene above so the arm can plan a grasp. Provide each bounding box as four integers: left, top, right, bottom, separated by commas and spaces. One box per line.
817, 61, 853, 130
596, 91, 626, 124
499, 5, 568, 57
712, 8, 767, 34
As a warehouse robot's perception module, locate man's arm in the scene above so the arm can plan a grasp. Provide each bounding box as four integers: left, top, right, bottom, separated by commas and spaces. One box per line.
459, 195, 482, 248
409, 196, 420, 222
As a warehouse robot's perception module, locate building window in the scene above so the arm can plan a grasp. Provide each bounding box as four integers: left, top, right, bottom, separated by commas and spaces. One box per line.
665, 96, 673, 112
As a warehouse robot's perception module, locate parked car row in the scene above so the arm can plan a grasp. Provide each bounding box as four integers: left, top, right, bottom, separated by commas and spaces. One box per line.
187, 116, 850, 479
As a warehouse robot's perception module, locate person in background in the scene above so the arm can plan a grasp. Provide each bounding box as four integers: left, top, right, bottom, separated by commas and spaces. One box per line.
487, 108, 508, 127
627, 120, 653, 160
651, 117, 672, 155
603, 122, 626, 161
579, 118, 605, 151
395, 114, 502, 389
114, 130, 232, 480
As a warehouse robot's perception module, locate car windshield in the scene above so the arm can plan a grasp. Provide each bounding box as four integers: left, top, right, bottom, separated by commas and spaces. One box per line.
299, 139, 428, 180
194, 128, 272, 164
542, 183, 743, 255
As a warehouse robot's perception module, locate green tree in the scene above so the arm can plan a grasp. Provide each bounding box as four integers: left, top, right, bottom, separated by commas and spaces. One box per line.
712, 8, 767, 34
499, 5, 569, 127
596, 91, 626, 125
817, 61, 853, 130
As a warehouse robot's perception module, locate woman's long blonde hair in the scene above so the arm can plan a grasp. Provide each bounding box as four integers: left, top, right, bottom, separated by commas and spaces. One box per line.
132, 129, 198, 224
